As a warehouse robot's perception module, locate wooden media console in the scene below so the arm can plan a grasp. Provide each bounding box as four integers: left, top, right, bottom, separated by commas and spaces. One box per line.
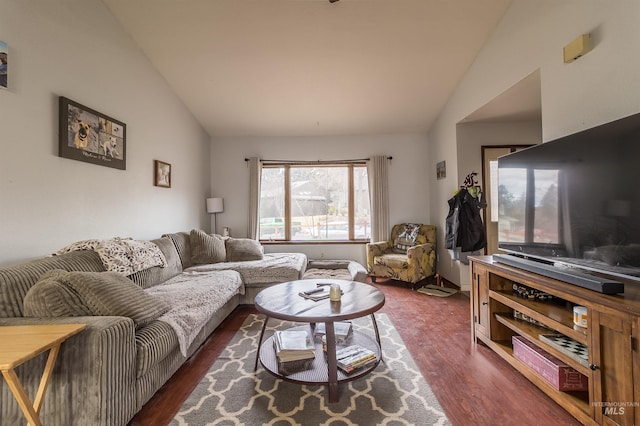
470, 255, 640, 425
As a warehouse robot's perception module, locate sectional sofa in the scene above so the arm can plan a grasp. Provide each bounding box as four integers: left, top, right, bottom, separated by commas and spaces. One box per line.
0, 230, 307, 426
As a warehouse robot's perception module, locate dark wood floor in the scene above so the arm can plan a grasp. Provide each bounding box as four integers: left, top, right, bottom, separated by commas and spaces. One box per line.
130, 278, 581, 426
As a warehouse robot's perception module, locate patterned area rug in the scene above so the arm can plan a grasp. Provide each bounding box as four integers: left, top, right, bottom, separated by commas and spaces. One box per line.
171, 313, 450, 425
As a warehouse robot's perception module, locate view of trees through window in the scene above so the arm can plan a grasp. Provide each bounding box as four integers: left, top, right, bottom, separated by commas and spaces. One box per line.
259, 164, 370, 241
498, 168, 560, 244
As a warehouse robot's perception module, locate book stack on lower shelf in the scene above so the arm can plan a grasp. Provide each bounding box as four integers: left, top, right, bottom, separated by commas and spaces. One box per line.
335, 345, 377, 374
313, 321, 353, 345
273, 329, 316, 375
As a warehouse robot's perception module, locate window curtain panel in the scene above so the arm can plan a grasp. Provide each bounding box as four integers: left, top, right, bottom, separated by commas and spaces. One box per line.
367, 155, 390, 243
247, 157, 262, 240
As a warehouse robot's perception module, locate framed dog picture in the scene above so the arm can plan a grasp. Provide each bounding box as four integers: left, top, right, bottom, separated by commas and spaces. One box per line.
58, 96, 126, 170
154, 160, 171, 188
0, 40, 7, 89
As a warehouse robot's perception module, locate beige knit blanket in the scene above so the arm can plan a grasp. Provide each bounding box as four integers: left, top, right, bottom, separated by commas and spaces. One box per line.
146, 270, 244, 356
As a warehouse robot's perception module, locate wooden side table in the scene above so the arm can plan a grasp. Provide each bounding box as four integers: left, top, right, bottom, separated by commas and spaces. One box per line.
0, 324, 86, 426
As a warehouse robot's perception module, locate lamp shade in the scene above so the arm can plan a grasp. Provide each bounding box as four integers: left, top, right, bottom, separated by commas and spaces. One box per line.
206, 197, 224, 214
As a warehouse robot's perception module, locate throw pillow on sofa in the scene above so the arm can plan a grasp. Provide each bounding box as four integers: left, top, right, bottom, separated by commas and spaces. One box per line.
24, 269, 169, 328
225, 237, 264, 262
393, 223, 421, 253
23, 272, 94, 317
190, 229, 226, 264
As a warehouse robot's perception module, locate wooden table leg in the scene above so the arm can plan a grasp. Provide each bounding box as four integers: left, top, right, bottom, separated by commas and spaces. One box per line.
2, 369, 43, 426
33, 344, 61, 416
325, 322, 339, 403
1, 344, 62, 426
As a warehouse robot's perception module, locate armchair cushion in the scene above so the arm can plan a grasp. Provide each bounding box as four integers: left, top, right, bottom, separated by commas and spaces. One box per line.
374, 253, 409, 269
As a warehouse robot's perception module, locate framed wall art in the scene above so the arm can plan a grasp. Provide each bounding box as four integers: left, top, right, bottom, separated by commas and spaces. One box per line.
154, 160, 171, 188
436, 161, 446, 180
58, 96, 126, 170
0, 40, 7, 89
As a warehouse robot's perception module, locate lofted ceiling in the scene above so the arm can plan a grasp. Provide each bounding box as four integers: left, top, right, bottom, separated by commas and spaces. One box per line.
462, 70, 542, 124
103, 0, 513, 137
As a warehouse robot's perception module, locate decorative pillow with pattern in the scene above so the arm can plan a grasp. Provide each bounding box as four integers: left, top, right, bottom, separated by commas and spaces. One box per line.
394, 224, 421, 254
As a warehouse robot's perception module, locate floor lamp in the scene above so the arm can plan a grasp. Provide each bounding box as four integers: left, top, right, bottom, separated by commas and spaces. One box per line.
206, 197, 224, 234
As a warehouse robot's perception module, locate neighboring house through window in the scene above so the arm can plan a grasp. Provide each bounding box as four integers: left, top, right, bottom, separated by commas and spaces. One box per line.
259, 163, 370, 242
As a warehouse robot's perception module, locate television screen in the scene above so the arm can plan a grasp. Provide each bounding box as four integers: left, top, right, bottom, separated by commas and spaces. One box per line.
498, 112, 640, 281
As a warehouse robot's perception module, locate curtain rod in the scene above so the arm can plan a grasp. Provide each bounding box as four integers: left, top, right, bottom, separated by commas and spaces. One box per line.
244, 156, 392, 164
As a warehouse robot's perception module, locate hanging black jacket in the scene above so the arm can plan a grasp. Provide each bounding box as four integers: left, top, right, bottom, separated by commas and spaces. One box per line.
445, 188, 486, 253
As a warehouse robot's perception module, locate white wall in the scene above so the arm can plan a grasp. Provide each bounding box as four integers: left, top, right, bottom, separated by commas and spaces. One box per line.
453, 121, 542, 289
433, 121, 542, 289
210, 133, 430, 264
429, 0, 640, 288
0, 0, 210, 266
456, 121, 542, 192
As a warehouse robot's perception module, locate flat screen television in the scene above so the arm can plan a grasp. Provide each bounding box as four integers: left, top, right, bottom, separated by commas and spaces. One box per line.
497, 111, 640, 282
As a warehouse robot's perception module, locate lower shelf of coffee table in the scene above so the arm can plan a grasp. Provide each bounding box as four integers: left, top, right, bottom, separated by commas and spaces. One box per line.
259, 324, 381, 385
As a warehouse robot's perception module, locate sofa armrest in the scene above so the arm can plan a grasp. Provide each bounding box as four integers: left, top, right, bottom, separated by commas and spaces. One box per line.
347, 261, 368, 283
0, 316, 137, 426
366, 241, 393, 271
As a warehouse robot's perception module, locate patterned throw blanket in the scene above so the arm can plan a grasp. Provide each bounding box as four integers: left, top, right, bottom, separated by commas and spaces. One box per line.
146, 270, 244, 356
55, 237, 167, 275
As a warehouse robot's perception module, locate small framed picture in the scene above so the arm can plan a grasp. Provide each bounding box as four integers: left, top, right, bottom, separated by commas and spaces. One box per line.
0, 40, 7, 89
154, 160, 171, 188
436, 161, 446, 180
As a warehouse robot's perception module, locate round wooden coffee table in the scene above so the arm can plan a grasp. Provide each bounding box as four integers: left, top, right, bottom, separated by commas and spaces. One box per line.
254, 279, 385, 403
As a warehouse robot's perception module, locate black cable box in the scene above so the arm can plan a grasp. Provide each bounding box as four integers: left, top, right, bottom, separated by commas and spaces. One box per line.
493, 254, 624, 294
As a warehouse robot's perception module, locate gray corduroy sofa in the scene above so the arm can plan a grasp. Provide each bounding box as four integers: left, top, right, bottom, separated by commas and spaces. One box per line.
0, 231, 306, 426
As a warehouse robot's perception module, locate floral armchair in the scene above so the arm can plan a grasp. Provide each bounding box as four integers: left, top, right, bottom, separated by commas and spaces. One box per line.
366, 224, 436, 285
